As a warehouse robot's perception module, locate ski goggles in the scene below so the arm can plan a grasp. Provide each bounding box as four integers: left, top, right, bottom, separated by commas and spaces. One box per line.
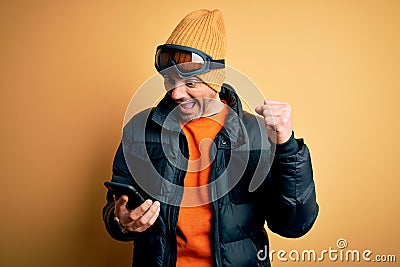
155, 44, 225, 78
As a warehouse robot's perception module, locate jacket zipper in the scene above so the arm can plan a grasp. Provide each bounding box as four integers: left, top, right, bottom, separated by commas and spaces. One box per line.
165, 205, 179, 266
213, 199, 222, 267
165, 133, 187, 266
211, 137, 222, 267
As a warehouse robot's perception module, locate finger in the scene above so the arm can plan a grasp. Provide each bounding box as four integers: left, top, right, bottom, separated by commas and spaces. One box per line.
263, 116, 281, 127
263, 100, 291, 109
255, 105, 264, 115
132, 201, 160, 227
117, 199, 152, 229
114, 196, 131, 225
255, 103, 291, 116
255, 105, 279, 116
147, 203, 161, 225
267, 105, 291, 112
117, 195, 128, 207
134, 209, 160, 232
265, 114, 291, 126
129, 199, 153, 221
114, 195, 129, 213
264, 100, 289, 105
131, 202, 161, 232
262, 108, 290, 118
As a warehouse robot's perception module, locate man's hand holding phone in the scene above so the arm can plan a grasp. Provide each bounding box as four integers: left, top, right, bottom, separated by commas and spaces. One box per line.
114, 195, 160, 233
104, 181, 161, 233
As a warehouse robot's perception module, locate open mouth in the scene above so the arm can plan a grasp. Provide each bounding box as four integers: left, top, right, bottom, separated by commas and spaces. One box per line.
178, 100, 197, 115
180, 101, 196, 111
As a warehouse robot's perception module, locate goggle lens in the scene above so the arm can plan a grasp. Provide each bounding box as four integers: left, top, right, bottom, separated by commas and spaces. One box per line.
155, 44, 225, 78
156, 48, 206, 73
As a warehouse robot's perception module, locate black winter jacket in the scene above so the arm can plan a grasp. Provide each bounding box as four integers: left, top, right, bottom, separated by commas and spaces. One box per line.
103, 84, 319, 267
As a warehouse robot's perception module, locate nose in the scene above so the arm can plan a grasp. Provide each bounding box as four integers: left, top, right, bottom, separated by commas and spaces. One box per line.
169, 83, 188, 100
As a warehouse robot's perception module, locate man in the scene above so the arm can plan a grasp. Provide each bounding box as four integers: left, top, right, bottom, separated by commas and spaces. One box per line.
103, 9, 318, 267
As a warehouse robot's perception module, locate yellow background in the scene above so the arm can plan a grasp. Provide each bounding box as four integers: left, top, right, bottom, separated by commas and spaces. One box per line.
1, 1, 399, 266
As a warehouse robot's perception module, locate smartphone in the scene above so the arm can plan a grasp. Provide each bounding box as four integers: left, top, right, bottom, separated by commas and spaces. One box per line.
104, 181, 146, 210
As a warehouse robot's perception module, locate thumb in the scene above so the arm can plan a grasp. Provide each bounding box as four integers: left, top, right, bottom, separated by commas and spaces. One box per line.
255, 105, 264, 115
119, 195, 129, 207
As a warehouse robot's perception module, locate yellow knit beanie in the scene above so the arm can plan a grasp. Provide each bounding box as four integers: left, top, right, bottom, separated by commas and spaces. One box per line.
166, 9, 226, 92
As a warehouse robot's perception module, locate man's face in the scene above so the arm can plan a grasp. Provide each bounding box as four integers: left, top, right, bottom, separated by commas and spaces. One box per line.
163, 71, 221, 122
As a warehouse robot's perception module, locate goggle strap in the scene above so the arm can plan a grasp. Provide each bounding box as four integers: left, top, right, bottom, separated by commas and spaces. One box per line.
212, 59, 225, 68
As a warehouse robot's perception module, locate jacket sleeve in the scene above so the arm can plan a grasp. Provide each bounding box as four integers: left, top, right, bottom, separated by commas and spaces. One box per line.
102, 143, 141, 242
263, 136, 319, 238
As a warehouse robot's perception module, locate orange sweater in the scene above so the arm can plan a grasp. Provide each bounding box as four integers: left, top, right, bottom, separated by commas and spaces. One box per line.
176, 105, 228, 267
